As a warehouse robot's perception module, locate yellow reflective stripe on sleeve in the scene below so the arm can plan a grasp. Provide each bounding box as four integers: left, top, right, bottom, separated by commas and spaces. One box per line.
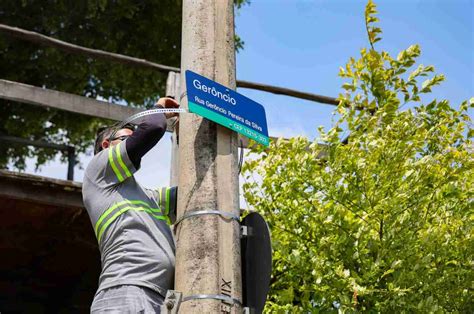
94, 200, 161, 235
108, 145, 124, 182
157, 188, 162, 207
158, 188, 172, 224
159, 187, 167, 213
97, 205, 167, 242
165, 187, 171, 216
115, 143, 132, 178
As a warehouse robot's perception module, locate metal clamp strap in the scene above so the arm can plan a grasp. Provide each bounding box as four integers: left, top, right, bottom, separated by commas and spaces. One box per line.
120, 108, 187, 126
174, 210, 240, 226
182, 294, 242, 307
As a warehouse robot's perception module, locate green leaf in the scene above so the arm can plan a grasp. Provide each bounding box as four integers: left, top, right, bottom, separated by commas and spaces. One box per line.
243, 2, 473, 313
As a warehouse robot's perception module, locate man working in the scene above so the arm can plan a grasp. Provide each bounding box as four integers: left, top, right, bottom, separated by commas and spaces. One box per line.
82, 97, 179, 313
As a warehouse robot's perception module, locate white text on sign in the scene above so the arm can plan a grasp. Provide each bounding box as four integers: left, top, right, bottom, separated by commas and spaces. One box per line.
192, 79, 237, 105
194, 96, 263, 132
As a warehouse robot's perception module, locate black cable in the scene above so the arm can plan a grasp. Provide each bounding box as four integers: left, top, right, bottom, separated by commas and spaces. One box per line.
238, 139, 244, 175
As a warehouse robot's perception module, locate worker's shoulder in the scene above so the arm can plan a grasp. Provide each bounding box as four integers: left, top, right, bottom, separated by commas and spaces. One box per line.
86, 149, 109, 170
84, 149, 110, 181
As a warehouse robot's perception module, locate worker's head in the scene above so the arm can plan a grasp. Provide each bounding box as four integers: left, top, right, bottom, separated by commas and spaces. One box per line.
94, 124, 136, 155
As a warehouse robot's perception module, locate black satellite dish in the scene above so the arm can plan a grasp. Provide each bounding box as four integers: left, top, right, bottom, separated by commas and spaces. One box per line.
241, 212, 272, 314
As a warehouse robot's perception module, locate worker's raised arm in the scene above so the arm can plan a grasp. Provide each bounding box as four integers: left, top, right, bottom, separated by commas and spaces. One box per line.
126, 97, 179, 169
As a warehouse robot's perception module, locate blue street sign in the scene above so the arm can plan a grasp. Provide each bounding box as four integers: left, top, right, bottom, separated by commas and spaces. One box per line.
185, 70, 269, 146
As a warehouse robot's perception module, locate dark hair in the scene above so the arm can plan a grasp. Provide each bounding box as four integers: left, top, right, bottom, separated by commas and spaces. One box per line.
93, 123, 136, 155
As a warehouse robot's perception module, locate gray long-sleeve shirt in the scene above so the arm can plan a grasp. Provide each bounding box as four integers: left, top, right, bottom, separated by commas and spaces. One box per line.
83, 116, 177, 297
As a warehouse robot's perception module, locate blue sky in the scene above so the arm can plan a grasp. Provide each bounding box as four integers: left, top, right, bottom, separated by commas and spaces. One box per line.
18, 0, 473, 190
235, 0, 473, 139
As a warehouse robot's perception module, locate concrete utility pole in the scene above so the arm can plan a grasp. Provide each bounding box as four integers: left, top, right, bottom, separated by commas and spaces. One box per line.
175, 0, 242, 313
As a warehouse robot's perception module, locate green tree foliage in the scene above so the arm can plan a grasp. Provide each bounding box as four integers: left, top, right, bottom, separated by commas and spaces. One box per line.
242, 1, 473, 312
0, 0, 247, 170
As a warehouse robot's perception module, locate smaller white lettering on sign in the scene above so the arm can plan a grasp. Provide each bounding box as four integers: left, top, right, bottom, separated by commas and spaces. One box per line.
227, 110, 245, 124
194, 95, 205, 105
251, 121, 263, 132
205, 100, 227, 115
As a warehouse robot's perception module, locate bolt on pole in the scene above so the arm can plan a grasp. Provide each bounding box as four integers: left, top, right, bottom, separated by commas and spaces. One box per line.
175, 0, 242, 313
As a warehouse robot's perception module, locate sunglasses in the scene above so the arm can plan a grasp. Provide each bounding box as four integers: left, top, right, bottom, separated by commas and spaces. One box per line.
110, 135, 130, 141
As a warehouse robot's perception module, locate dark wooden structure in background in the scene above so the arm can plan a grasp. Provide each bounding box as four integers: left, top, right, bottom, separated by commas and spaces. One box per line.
0, 170, 100, 313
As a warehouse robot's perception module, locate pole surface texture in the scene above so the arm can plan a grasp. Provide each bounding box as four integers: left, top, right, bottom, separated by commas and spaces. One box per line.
175, 1, 242, 313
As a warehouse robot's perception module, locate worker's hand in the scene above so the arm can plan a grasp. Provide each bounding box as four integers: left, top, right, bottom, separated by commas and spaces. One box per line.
155, 97, 180, 119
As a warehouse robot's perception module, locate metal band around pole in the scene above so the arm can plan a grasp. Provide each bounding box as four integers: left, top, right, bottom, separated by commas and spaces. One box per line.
182, 294, 242, 307
120, 108, 187, 126
174, 210, 240, 227
109, 108, 188, 141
